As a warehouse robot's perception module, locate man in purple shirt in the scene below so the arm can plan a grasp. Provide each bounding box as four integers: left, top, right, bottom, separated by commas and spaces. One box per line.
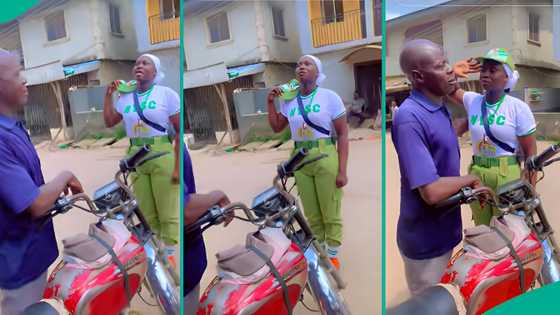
184, 148, 231, 315
391, 39, 481, 296
0, 51, 85, 314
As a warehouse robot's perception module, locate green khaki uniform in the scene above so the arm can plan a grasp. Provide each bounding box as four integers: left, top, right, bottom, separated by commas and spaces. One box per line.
293, 138, 343, 247
128, 137, 179, 245
469, 156, 520, 225
465, 48, 536, 226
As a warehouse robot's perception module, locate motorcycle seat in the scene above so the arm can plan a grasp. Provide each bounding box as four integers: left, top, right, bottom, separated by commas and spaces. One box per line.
62, 223, 116, 263
464, 223, 514, 254
464, 215, 531, 262
216, 233, 274, 277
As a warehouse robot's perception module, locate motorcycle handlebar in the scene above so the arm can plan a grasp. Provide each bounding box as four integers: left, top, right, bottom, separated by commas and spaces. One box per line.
435, 189, 467, 209
435, 187, 498, 209
279, 148, 308, 177
38, 193, 98, 225
186, 208, 218, 234
189, 149, 327, 234
527, 143, 560, 171
186, 203, 259, 234
121, 145, 151, 171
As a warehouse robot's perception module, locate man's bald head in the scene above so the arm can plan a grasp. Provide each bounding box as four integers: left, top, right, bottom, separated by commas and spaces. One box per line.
0, 50, 20, 80
0, 49, 27, 111
398, 39, 455, 97
399, 39, 444, 75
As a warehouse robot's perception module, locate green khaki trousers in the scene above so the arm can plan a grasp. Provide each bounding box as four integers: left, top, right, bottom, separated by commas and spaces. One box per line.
469, 156, 521, 226
128, 142, 179, 245
293, 141, 343, 247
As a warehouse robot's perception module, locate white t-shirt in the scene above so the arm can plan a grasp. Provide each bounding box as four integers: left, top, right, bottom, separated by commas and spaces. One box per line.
463, 92, 536, 157
115, 85, 180, 138
280, 87, 346, 141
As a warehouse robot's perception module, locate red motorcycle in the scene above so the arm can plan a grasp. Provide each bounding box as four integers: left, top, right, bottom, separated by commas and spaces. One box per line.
22, 145, 180, 315
388, 144, 560, 315
186, 148, 351, 315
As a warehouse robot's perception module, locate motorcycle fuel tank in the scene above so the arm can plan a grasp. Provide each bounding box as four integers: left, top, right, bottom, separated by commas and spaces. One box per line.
197, 242, 307, 315
44, 233, 147, 315
441, 233, 544, 315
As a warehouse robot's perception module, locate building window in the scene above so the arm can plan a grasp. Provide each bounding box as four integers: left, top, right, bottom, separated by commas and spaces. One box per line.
161, 0, 180, 19
322, 0, 344, 24
405, 20, 444, 46
467, 14, 486, 43
529, 12, 540, 43
45, 11, 66, 42
207, 12, 230, 44
272, 7, 286, 38
109, 4, 122, 34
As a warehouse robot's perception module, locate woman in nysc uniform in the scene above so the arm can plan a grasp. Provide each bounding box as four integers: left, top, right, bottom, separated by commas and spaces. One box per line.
267, 54, 349, 269
450, 48, 537, 226
103, 54, 180, 263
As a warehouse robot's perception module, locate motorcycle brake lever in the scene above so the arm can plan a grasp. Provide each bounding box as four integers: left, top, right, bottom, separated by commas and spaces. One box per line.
543, 157, 560, 168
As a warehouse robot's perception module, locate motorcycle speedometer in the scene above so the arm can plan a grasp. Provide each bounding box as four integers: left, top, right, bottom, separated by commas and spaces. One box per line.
93, 180, 127, 211
497, 179, 533, 207
252, 187, 286, 218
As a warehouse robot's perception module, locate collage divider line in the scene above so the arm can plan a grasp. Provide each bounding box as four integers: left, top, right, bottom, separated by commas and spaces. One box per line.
179, 0, 185, 312
381, 0, 387, 313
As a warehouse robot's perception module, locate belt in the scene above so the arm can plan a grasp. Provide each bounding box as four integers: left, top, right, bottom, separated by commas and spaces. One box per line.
129, 136, 171, 146
294, 138, 335, 150
472, 155, 518, 168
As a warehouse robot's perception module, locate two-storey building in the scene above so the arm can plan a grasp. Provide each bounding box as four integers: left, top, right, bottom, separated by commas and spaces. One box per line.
296, 0, 382, 116
387, 0, 560, 102
183, 0, 302, 144
133, 0, 180, 93
0, 0, 139, 141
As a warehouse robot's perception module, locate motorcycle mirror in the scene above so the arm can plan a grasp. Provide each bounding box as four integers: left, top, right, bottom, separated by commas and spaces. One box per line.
292, 153, 329, 173
135, 152, 170, 169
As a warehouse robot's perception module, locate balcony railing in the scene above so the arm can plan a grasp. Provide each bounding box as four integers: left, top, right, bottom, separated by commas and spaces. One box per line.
310, 9, 367, 48
148, 12, 180, 45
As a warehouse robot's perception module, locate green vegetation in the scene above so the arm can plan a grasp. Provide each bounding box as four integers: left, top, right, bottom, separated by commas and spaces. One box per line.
243, 126, 291, 144
81, 124, 126, 141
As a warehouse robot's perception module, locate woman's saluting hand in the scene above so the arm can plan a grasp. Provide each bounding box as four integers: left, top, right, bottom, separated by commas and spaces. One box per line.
267, 87, 282, 102
106, 80, 120, 97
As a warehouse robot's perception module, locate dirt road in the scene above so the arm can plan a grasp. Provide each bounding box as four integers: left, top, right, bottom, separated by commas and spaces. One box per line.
38, 145, 172, 314
386, 137, 560, 308
190, 136, 381, 314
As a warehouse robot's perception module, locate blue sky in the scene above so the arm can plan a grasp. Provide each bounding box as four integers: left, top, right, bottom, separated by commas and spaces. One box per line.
387, 0, 450, 20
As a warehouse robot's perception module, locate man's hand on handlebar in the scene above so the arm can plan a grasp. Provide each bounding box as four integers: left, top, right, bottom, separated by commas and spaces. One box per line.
63, 172, 84, 195
419, 174, 481, 206
185, 190, 232, 226
469, 175, 482, 189
466, 174, 487, 207
208, 190, 233, 226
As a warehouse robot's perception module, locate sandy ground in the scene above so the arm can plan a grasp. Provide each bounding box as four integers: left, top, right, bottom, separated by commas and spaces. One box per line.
190, 136, 381, 314
386, 136, 560, 308
38, 145, 176, 314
